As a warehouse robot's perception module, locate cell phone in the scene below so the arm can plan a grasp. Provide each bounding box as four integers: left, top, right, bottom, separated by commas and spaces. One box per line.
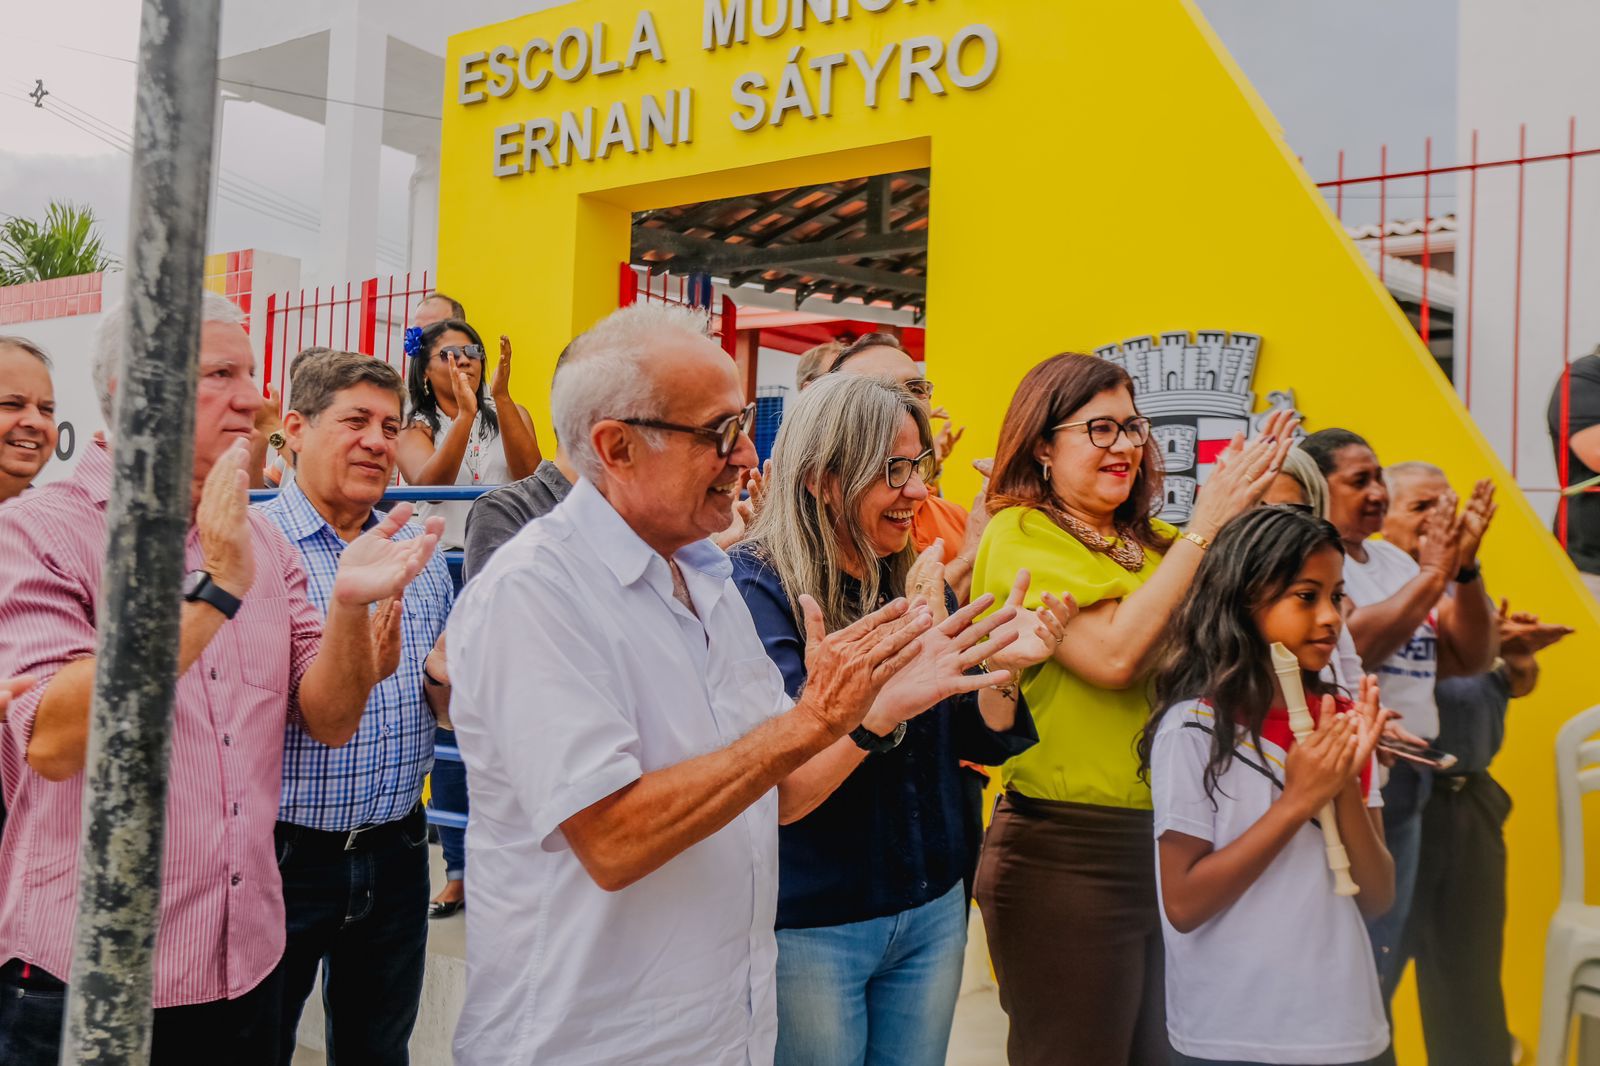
1376, 739, 1458, 771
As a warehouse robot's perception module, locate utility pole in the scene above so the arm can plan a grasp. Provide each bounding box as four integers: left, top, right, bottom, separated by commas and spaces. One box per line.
62, 1, 220, 1061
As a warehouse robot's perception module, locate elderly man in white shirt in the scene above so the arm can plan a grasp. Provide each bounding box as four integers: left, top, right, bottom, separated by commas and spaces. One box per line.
446, 302, 1015, 1065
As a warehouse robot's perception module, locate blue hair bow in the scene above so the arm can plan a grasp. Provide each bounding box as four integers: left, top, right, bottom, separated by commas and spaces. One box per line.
403, 326, 424, 358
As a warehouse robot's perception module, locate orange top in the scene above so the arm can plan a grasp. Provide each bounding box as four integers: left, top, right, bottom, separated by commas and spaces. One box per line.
912, 494, 969, 563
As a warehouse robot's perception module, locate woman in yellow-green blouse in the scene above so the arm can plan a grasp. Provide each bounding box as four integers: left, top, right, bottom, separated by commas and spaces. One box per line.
972, 353, 1295, 1066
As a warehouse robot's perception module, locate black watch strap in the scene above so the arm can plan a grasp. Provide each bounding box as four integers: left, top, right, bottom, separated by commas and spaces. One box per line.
185, 570, 242, 620
849, 720, 907, 754
1455, 562, 1482, 584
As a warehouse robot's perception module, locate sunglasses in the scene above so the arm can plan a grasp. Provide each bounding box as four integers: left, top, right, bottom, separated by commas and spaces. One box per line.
1052, 415, 1152, 449
886, 448, 937, 490
620, 402, 757, 459
437, 344, 485, 362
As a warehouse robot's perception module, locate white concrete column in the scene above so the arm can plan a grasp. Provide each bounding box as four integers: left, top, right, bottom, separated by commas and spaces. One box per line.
206, 92, 228, 253
318, 3, 384, 284
407, 143, 439, 275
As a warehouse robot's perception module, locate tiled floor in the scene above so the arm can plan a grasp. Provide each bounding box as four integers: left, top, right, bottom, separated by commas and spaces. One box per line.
293, 843, 1010, 1065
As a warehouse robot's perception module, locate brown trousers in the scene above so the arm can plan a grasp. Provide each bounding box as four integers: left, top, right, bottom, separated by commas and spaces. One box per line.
976, 792, 1168, 1066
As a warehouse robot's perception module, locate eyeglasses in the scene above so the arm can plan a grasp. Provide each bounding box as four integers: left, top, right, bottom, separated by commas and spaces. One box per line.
437, 344, 485, 362
1052, 416, 1152, 449
619, 402, 757, 460
903, 378, 934, 401
886, 448, 937, 490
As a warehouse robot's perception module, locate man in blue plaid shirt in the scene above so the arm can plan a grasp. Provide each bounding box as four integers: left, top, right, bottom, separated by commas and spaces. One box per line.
256, 350, 454, 1065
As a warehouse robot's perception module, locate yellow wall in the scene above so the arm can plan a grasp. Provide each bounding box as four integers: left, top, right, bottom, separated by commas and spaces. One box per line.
439, 2, 1600, 1059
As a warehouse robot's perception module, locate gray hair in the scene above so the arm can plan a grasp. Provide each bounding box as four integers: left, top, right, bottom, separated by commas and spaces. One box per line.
743, 374, 933, 635
1385, 460, 1447, 489
1278, 445, 1331, 519
93, 292, 246, 424
0, 335, 53, 370
551, 301, 716, 483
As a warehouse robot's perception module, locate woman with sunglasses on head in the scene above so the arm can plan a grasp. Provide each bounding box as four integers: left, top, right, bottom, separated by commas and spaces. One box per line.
398, 318, 542, 551
729, 375, 1072, 1066
972, 353, 1296, 1066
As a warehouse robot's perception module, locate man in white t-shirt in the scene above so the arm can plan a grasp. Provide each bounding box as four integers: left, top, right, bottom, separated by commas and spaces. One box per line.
1300, 431, 1498, 1048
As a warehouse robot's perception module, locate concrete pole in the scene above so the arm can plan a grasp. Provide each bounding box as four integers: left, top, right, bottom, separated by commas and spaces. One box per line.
62, 1, 220, 1062
319, 0, 383, 283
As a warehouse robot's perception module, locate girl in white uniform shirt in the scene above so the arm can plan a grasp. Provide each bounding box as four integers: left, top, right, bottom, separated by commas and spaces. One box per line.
1139, 506, 1395, 1066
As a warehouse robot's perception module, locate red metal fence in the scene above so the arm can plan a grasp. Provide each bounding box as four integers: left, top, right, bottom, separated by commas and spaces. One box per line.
1313, 122, 1599, 544
261, 272, 433, 411
618, 262, 739, 357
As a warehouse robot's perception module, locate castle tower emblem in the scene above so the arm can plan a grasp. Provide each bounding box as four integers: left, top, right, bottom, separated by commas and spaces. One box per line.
1095, 330, 1299, 524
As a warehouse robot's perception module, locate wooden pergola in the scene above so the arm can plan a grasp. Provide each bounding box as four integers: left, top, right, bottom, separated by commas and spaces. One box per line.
630, 168, 930, 319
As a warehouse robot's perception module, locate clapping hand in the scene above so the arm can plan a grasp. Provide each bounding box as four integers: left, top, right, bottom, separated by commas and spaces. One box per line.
1455, 479, 1497, 569
870, 594, 1020, 728
490, 336, 514, 401
985, 569, 1077, 674
1415, 491, 1464, 577
197, 439, 257, 600
332, 504, 445, 607
451, 356, 479, 422
1498, 599, 1573, 656
797, 595, 933, 738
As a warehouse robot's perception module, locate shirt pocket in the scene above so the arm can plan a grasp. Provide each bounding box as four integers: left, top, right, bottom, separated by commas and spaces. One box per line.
715, 656, 784, 736
232, 597, 293, 693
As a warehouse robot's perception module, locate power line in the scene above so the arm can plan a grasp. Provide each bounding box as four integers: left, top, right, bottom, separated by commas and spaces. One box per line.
7, 88, 409, 259
11, 35, 440, 121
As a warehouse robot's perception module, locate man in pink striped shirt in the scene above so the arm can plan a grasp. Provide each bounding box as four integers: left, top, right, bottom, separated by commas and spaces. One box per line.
0, 295, 442, 1066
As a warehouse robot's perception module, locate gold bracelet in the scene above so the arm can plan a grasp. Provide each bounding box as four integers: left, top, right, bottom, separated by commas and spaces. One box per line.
1182, 531, 1212, 552
980, 658, 1020, 701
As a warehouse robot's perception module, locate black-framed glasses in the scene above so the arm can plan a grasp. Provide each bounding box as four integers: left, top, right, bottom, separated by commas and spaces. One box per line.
619, 402, 756, 459
886, 448, 937, 490
437, 344, 485, 362
1052, 416, 1152, 449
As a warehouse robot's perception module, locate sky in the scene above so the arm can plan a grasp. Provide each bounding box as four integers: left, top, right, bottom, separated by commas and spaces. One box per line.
0, 0, 1459, 282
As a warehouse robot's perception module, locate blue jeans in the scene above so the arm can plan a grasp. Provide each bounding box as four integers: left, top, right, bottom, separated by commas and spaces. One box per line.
776, 882, 967, 1066
430, 726, 467, 881
1367, 760, 1430, 1001
273, 805, 431, 1065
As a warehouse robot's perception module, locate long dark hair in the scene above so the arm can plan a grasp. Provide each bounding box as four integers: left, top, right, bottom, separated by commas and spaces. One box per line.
1137, 505, 1345, 799
405, 319, 499, 438
987, 353, 1168, 556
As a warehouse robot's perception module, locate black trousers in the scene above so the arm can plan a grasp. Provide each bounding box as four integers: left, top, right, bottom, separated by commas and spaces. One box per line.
0, 955, 284, 1066
1400, 770, 1514, 1066
273, 803, 431, 1066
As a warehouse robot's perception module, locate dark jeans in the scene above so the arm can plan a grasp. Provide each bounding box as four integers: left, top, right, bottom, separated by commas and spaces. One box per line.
430, 725, 467, 881
0, 955, 284, 1066
274, 803, 430, 1066
1400, 771, 1514, 1066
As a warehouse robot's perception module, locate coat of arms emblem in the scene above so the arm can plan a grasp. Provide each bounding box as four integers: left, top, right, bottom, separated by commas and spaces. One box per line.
1095, 330, 1300, 525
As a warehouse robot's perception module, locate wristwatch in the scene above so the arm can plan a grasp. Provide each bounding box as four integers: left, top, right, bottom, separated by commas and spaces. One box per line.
267, 430, 287, 452
1455, 562, 1482, 584
849, 720, 907, 754
184, 570, 242, 620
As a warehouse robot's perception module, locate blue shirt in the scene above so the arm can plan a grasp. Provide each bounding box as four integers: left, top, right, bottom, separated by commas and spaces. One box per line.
729, 544, 1038, 929
256, 480, 454, 830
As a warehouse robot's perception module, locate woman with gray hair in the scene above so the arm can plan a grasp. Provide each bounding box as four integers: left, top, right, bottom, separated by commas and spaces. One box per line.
729, 374, 1073, 1066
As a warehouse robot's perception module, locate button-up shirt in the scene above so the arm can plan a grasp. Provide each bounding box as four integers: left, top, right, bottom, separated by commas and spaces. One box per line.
446, 477, 791, 1066
0, 439, 321, 1006
257, 480, 453, 830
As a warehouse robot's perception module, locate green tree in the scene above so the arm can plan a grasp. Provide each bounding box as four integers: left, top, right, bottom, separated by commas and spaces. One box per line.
0, 201, 117, 286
